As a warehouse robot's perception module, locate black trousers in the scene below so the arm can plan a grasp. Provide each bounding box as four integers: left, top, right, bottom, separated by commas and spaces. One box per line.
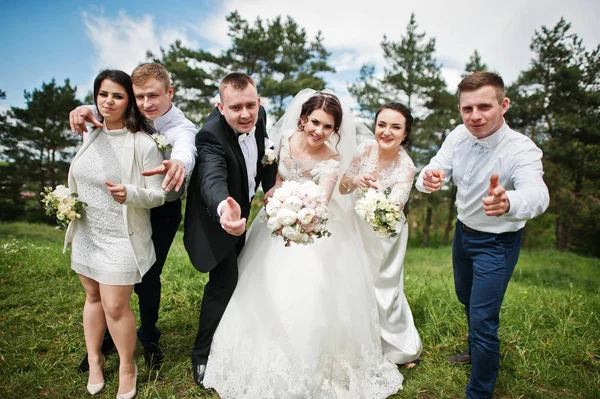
102, 199, 182, 349
135, 199, 182, 347
191, 249, 239, 364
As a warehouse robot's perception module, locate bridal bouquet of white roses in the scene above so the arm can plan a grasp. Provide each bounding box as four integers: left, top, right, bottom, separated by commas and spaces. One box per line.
264, 180, 331, 246
41, 185, 87, 230
355, 187, 402, 238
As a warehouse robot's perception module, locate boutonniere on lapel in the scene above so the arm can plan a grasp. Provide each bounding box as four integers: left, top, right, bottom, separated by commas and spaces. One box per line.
151, 133, 172, 153
262, 138, 276, 166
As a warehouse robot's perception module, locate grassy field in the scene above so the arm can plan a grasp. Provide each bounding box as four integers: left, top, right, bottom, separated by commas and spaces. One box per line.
0, 222, 598, 398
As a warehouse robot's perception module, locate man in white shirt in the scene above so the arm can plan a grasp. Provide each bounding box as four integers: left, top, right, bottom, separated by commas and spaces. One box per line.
416, 72, 549, 399
69, 63, 197, 371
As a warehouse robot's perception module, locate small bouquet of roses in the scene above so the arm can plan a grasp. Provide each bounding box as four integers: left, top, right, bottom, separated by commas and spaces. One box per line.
264, 180, 331, 246
151, 133, 172, 153
41, 185, 87, 230
355, 187, 402, 238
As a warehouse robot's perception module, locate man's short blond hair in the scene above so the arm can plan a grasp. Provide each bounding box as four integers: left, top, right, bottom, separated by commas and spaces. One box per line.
131, 62, 171, 91
219, 72, 256, 99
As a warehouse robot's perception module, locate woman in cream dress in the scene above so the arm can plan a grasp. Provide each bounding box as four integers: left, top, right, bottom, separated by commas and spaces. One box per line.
64, 70, 165, 398
340, 102, 422, 367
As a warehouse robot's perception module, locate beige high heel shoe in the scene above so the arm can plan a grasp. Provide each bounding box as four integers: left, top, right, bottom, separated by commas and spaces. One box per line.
116, 363, 137, 399
86, 355, 105, 395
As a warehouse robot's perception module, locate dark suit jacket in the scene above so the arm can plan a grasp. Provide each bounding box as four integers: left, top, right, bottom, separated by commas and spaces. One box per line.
184, 105, 277, 272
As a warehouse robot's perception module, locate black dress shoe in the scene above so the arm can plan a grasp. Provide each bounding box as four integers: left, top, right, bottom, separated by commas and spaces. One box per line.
192, 361, 207, 387
76, 341, 116, 373
143, 343, 164, 370
447, 349, 471, 364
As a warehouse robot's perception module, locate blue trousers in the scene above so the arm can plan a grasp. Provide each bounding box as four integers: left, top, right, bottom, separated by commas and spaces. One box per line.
452, 220, 523, 399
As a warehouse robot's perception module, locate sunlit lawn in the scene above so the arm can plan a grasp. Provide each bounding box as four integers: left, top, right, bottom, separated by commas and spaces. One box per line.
0, 222, 598, 398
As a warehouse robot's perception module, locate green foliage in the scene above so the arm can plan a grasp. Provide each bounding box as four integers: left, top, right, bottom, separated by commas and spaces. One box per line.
0, 223, 598, 398
148, 40, 223, 125
150, 11, 334, 123
0, 79, 81, 222
463, 49, 489, 76
507, 18, 600, 255
349, 12, 445, 118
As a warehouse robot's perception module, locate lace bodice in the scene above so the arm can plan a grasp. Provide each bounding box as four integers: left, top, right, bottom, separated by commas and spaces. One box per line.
344, 139, 415, 206
278, 130, 340, 201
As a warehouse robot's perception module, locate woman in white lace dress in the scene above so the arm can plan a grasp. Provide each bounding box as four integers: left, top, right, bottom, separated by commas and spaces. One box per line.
340, 102, 422, 367
63, 70, 165, 398
203, 91, 403, 398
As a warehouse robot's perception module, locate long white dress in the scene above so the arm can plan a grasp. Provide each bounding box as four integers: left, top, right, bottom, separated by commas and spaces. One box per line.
344, 139, 422, 365
203, 131, 403, 399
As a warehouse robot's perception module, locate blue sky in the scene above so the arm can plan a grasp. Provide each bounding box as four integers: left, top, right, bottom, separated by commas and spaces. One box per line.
2, 0, 599, 113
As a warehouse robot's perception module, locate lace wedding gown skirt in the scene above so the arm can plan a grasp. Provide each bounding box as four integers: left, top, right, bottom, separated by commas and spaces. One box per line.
203, 131, 403, 398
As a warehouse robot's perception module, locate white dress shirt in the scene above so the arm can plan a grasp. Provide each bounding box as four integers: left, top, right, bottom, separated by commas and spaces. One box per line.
217, 126, 259, 218
153, 104, 197, 175
415, 122, 550, 234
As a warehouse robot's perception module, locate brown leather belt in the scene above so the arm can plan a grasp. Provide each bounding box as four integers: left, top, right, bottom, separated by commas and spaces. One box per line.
462, 224, 486, 235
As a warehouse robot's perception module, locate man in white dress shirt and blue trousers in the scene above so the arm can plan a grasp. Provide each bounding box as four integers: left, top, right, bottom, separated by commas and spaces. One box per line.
416, 71, 549, 399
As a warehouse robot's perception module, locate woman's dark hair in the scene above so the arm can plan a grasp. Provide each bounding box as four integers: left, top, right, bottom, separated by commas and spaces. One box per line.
374, 102, 414, 148
297, 92, 344, 146
93, 69, 152, 133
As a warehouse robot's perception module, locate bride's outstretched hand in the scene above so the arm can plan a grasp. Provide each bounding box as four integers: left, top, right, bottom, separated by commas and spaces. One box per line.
220, 197, 246, 236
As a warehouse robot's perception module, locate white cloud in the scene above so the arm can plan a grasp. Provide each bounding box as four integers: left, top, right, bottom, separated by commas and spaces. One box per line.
191, 0, 599, 89
81, 9, 197, 77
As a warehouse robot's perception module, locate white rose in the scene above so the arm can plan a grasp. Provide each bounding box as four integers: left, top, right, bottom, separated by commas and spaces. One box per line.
276, 208, 298, 226
53, 185, 71, 201
57, 203, 71, 215
315, 205, 328, 218
301, 181, 325, 200
355, 203, 367, 219
377, 227, 388, 237
299, 233, 311, 244
283, 196, 303, 212
297, 208, 316, 225
266, 216, 282, 232
386, 213, 396, 224
265, 201, 281, 217
273, 182, 295, 202
67, 210, 77, 221
265, 148, 275, 161
281, 225, 300, 241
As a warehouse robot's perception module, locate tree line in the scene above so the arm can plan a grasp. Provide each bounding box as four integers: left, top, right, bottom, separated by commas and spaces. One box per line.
1, 12, 598, 255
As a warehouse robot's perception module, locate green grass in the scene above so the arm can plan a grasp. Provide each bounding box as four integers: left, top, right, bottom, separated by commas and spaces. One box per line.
0, 222, 598, 398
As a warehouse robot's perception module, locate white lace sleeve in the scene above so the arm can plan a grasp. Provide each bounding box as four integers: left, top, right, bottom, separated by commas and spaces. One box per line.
312, 158, 340, 202
389, 150, 416, 208
343, 140, 375, 178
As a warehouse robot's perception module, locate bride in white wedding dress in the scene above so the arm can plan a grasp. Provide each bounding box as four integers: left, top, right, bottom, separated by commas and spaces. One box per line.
203, 90, 403, 398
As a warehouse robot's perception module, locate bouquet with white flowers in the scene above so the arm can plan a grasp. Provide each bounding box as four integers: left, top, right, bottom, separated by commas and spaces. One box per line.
151, 133, 172, 153
355, 187, 402, 238
264, 180, 331, 246
41, 185, 87, 230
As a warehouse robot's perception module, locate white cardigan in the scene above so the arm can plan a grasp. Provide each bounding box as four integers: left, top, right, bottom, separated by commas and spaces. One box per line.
64, 127, 166, 278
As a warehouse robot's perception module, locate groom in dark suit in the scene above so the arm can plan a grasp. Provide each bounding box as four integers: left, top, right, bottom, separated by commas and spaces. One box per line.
183, 72, 277, 387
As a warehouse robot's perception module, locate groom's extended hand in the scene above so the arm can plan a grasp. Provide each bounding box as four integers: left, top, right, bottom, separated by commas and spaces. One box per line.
482, 174, 510, 216
220, 197, 246, 236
